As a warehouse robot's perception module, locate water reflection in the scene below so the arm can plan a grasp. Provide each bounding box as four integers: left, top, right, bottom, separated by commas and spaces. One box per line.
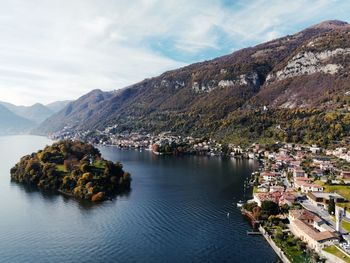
0, 136, 276, 263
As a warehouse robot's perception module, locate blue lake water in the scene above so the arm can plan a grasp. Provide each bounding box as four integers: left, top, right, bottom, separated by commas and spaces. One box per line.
0, 135, 276, 262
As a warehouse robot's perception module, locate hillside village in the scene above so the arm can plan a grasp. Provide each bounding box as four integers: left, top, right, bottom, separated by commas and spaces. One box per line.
243, 142, 350, 262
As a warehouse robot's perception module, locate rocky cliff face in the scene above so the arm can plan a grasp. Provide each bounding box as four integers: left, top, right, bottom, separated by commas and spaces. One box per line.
269, 48, 350, 82
35, 20, 350, 143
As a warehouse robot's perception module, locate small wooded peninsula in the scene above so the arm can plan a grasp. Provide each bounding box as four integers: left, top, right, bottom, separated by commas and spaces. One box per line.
10, 140, 131, 202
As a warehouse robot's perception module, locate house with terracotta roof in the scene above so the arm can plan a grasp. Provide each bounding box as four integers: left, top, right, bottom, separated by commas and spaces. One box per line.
341, 171, 350, 179
300, 182, 323, 193
293, 179, 323, 193
261, 171, 280, 182
279, 191, 297, 206
253, 190, 297, 207
291, 160, 301, 166
275, 154, 294, 165
269, 185, 285, 193
289, 209, 338, 252
253, 192, 280, 207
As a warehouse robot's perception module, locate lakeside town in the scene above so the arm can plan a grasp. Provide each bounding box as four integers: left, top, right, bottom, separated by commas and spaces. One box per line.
51, 128, 350, 262
48, 128, 233, 156
240, 142, 350, 263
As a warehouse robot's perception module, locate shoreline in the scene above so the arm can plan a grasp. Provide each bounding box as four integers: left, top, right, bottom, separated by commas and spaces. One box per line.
259, 226, 291, 263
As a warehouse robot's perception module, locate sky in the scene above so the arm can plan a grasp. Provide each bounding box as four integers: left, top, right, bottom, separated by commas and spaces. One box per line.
1, 0, 350, 105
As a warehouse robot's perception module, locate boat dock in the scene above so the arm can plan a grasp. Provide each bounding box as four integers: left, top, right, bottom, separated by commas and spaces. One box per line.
247, 231, 262, 235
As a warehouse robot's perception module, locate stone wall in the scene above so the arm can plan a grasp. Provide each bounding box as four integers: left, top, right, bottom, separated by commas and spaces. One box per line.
259, 226, 292, 263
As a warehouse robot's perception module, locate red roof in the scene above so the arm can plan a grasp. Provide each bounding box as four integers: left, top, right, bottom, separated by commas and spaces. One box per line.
261, 172, 279, 177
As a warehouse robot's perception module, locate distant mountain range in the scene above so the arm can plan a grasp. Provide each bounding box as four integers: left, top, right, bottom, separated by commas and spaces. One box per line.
0, 100, 70, 135
0, 105, 34, 134
20, 20, 350, 145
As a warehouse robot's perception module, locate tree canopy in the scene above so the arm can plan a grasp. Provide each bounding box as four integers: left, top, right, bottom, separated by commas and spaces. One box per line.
11, 140, 131, 202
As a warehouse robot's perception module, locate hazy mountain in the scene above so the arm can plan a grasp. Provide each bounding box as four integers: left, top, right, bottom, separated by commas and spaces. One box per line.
34, 89, 115, 133
0, 105, 35, 135
0, 100, 70, 124
34, 20, 350, 145
46, 100, 71, 113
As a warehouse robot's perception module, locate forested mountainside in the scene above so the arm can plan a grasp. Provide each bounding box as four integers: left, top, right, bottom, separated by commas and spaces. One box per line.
35, 20, 350, 146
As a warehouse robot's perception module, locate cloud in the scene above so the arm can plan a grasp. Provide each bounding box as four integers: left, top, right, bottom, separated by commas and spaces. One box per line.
0, 0, 349, 105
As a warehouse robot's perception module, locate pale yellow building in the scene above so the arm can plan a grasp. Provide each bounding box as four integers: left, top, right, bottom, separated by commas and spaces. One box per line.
289, 209, 338, 252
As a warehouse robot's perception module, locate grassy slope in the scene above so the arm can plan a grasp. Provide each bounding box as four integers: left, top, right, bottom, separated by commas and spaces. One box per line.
323, 245, 350, 263
314, 180, 350, 200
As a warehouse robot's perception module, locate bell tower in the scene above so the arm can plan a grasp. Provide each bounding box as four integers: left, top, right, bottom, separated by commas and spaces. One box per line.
336, 207, 344, 232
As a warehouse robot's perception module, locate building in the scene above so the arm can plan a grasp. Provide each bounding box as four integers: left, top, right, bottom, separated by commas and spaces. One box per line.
279, 191, 297, 206
320, 162, 334, 171
300, 183, 323, 193
253, 190, 297, 207
313, 157, 330, 165
294, 179, 323, 193
307, 192, 346, 208
293, 168, 306, 178
289, 209, 338, 252
341, 171, 350, 179
269, 186, 285, 193
311, 169, 323, 177
257, 185, 269, 193
261, 171, 280, 182
253, 192, 280, 207
310, 145, 322, 154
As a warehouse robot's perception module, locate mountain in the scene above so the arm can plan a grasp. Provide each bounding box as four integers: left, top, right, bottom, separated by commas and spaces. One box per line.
0, 105, 35, 135
0, 100, 70, 124
34, 89, 115, 133
46, 100, 71, 113
34, 20, 350, 146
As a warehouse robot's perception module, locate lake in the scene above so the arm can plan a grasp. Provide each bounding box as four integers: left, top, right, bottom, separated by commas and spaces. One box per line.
0, 135, 276, 263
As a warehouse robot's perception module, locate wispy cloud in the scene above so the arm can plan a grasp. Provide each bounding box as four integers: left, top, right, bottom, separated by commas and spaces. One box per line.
0, 0, 349, 105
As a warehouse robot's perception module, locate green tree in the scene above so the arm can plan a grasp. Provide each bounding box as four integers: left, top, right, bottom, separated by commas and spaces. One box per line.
328, 198, 335, 215
243, 202, 258, 212
261, 201, 279, 216
80, 163, 90, 173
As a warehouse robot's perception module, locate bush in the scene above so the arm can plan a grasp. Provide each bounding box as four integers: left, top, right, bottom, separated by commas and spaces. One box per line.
91, 192, 105, 202
243, 202, 258, 212
261, 201, 279, 216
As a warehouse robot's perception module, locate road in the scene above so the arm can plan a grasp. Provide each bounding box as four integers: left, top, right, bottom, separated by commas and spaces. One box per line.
300, 199, 343, 233
299, 198, 350, 256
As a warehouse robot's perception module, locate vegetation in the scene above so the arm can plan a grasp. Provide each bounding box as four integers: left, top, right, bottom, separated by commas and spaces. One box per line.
323, 245, 350, 263
242, 202, 258, 212
242, 201, 283, 221
261, 200, 279, 218
35, 24, 350, 151
342, 220, 350, 232
315, 181, 350, 200
328, 198, 336, 215
219, 108, 350, 147
272, 232, 317, 263
264, 222, 320, 263
10, 140, 131, 202
330, 216, 350, 232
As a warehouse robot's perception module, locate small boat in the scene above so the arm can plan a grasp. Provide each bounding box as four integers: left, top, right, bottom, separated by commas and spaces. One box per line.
237, 200, 244, 208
